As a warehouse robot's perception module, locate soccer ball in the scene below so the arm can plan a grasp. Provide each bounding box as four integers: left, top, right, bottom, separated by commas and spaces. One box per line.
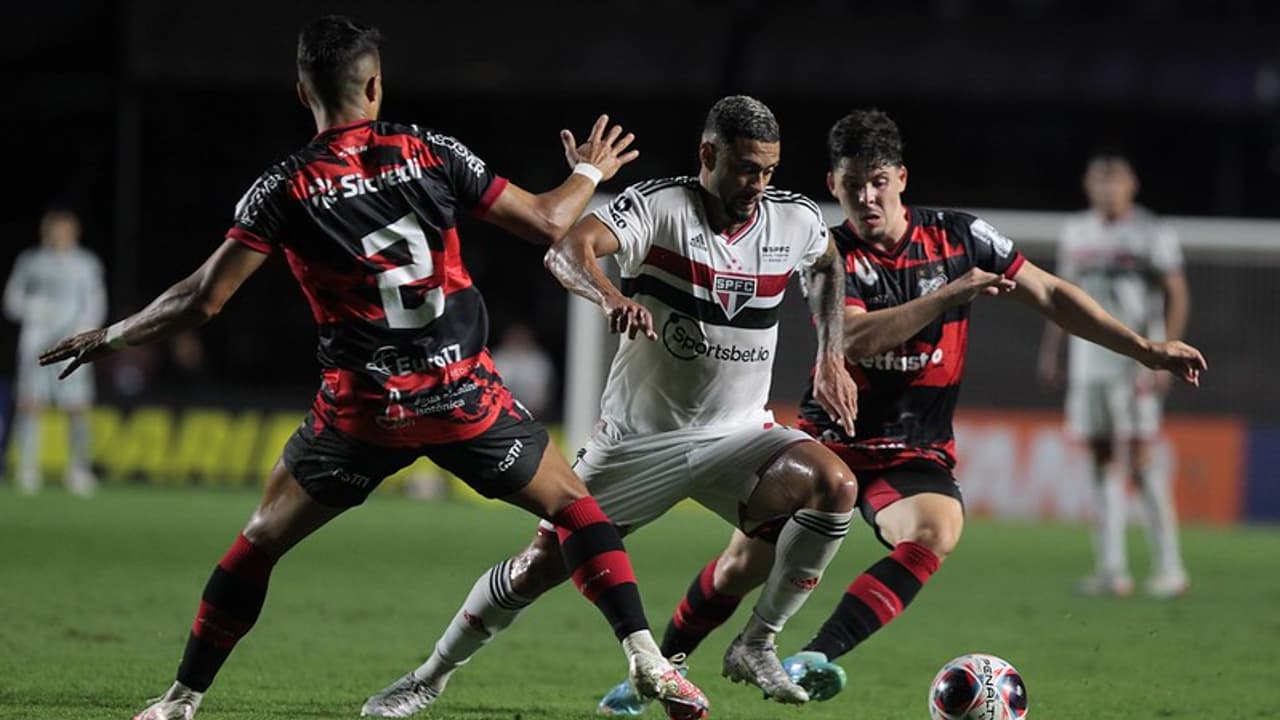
928, 653, 1028, 720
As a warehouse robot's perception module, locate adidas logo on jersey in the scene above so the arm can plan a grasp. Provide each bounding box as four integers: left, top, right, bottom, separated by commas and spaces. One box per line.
688, 233, 707, 250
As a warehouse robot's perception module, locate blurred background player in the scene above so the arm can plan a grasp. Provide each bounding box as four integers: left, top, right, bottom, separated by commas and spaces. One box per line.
599, 109, 1208, 709
39, 15, 707, 720
4, 208, 106, 496
490, 323, 556, 419
1038, 153, 1192, 598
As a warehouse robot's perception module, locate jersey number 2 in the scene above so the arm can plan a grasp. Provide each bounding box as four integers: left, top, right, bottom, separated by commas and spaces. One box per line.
360, 214, 446, 329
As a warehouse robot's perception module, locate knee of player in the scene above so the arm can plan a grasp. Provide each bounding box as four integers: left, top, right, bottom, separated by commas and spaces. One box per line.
809, 460, 858, 513
904, 523, 961, 560
239, 517, 288, 559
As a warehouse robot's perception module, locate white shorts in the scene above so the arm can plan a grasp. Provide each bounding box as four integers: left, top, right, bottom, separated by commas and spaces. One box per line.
15, 357, 94, 408
546, 422, 814, 535
1066, 378, 1160, 440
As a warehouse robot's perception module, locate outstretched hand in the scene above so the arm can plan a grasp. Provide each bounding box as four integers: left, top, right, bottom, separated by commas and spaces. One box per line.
38, 328, 111, 379
1143, 340, 1207, 387
561, 115, 639, 183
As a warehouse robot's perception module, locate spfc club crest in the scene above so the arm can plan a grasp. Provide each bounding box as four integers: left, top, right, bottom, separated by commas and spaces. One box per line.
712, 273, 757, 318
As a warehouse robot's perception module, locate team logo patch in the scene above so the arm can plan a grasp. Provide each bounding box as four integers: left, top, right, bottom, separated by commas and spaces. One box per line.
917, 270, 948, 297
712, 273, 757, 318
791, 576, 821, 591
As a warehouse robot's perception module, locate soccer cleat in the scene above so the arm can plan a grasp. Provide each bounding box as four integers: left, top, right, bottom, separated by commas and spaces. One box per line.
782, 651, 847, 701
1074, 573, 1134, 597
66, 466, 97, 497
598, 676, 648, 717
360, 673, 441, 718
16, 467, 40, 495
131, 682, 203, 720
1144, 571, 1190, 599
722, 634, 809, 704
597, 654, 692, 716
628, 651, 709, 720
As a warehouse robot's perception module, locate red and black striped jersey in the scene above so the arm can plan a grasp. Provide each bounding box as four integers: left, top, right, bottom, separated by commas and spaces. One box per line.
226, 119, 517, 447
798, 207, 1026, 471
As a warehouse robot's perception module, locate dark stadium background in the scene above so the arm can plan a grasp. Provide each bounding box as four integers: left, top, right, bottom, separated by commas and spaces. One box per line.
4, 0, 1279, 420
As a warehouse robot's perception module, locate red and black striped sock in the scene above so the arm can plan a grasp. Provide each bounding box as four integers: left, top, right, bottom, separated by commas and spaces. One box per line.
803, 541, 940, 660
554, 497, 647, 640
176, 534, 277, 692
660, 557, 743, 658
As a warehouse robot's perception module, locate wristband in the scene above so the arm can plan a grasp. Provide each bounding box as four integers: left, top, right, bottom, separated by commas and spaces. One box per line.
104, 322, 129, 350
572, 163, 603, 186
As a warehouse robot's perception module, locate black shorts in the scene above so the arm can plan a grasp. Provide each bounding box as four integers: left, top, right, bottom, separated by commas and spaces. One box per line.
283, 409, 550, 508
855, 460, 964, 550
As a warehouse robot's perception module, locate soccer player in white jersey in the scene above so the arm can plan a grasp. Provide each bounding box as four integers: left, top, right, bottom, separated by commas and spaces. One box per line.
361, 96, 861, 717
4, 209, 106, 495
1038, 153, 1192, 598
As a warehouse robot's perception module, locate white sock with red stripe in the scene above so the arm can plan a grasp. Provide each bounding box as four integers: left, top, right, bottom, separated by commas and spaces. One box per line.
413, 559, 531, 689
745, 508, 851, 639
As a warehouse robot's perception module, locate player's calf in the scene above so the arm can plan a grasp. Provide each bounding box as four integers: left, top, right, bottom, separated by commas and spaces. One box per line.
176, 534, 277, 692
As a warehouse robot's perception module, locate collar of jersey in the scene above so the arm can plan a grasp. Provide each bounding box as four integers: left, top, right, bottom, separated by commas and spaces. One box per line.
313, 118, 374, 141
844, 207, 915, 259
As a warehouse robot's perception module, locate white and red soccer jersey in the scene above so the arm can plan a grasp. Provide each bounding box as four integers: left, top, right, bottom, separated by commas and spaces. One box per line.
1057, 207, 1182, 385
592, 177, 828, 437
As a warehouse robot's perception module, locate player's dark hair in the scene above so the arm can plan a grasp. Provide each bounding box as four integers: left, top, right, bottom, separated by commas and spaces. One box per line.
827, 109, 904, 170
703, 95, 780, 144
1085, 146, 1134, 170
296, 15, 382, 111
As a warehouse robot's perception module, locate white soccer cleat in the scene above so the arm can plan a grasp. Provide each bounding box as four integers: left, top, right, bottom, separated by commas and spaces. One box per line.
722, 633, 809, 704
1074, 572, 1135, 597
628, 651, 709, 720
131, 682, 203, 720
66, 466, 98, 497
16, 467, 40, 495
1145, 570, 1190, 599
360, 672, 441, 718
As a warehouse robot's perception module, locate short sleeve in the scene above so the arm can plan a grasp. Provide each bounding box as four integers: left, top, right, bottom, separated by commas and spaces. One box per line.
798, 207, 830, 270
962, 214, 1025, 278
592, 185, 655, 274
1150, 224, 1183, 274
228, 167, 291, 254
416, 129, 508, 216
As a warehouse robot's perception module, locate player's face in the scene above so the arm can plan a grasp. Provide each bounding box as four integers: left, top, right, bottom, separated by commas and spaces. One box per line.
40, 215, 80, 250
1083, 158, 1137, 219
703, 138, 780, 223
830, 159, 908, 240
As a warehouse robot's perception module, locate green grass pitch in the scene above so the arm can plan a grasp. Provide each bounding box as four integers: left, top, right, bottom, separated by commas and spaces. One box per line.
2, 487, 1277, 719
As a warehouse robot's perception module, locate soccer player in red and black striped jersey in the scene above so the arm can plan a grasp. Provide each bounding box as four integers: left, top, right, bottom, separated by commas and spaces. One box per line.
613, 109, 1207, 704
38, 15, 706, 720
